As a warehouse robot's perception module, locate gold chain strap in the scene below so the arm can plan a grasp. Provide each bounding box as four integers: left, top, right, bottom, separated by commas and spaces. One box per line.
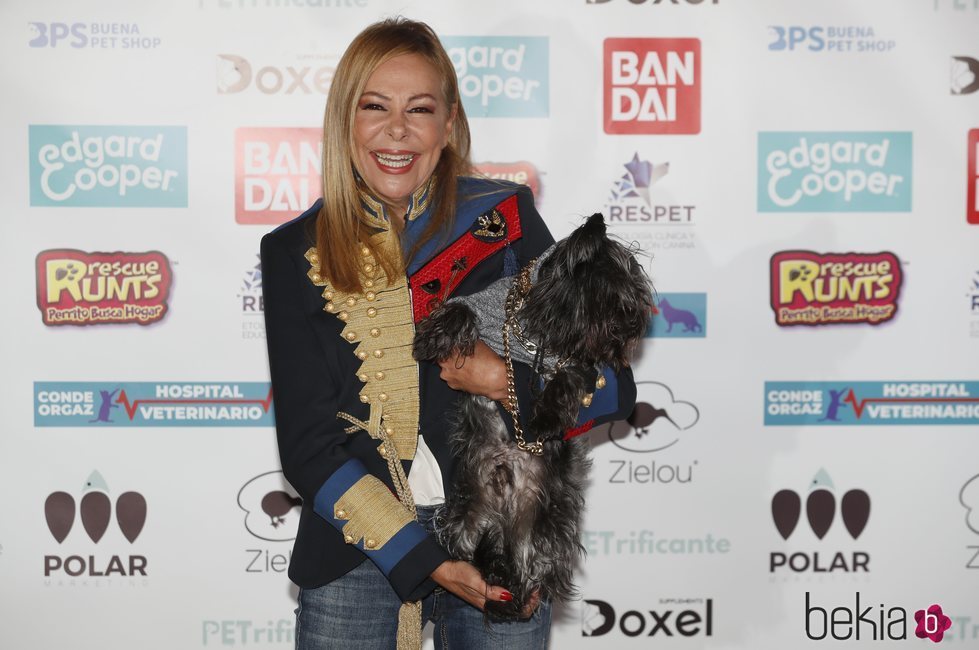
502, 262, 545, 455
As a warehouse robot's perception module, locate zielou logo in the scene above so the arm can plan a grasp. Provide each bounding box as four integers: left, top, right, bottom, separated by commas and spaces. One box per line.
442, 36, 548, 117
757, 132, 911, 212
29, 125, 188, 207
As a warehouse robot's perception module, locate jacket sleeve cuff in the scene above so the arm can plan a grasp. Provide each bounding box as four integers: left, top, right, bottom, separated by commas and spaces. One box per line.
388, 534, 451, 602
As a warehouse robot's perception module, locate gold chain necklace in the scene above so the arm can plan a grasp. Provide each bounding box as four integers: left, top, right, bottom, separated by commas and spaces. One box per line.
502, 261, 546, 455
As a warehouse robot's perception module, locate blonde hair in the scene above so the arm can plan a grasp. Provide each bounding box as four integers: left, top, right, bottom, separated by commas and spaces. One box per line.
316, 17, 472, 293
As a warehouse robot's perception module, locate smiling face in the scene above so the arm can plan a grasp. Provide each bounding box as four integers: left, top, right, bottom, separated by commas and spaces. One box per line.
352, 53, 456, 219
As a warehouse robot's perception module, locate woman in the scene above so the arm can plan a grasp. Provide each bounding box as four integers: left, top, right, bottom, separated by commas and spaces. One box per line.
261, 18, 636, 649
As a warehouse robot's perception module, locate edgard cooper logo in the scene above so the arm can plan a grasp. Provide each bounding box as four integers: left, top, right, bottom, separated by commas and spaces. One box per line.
29, 125, 187, 207
236, 127, 322, 225
44, 470, 148, 583
767, 26, 895, 53
34, 382, 274, 427
770, 250, 902, 326
758, 132, 911, 212
442, 36, 548, 118
36, 249, 172, 326
604, 38, 700, 135
647, 293, 705, 338
765, 381, 979, 426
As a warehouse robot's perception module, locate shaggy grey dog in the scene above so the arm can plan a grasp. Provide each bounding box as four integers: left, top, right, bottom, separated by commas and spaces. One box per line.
413, 213, 652, 620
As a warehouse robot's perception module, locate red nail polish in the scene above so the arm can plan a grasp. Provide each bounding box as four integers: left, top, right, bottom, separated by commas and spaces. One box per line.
500, 591, 513, 602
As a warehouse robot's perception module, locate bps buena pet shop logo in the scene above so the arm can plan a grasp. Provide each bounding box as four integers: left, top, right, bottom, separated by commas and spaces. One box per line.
757, 132, 911, 212
646, 293, 705, 338
442, 36, 548, 118
770, 251, 902, 326
36, 250, 172, 326
29, 125, 187, 207
603, 38, 700, 134
235, 127, 322, 224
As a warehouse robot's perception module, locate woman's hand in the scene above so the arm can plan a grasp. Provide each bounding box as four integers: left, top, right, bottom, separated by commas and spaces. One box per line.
436, 340, 507, 401
431, 560, 512, 611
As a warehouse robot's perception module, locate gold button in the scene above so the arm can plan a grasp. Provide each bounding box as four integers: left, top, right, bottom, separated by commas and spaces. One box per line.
325, 302, 335, 312
361, 246, 370, 256
357, 351, 368, 360
366, 308, 378, 318
338, 311, 349, 321
346, 297, 356, 307
344, 534, 354, 543
374, 371, 385, 380
364, 279, 375, 288
309, 253, 319, 264
370, 328, 381, 337
596, 375, 607, 389
365, 292, 376, 301
385, 427, 394, 436
358, 373, 369, 383
359, 394, 370, 403
363, 264, 374, 274
311, 272, 322, 283
378, 393, 388, 402
335, 509, 346, 518
378, 446, 388, 458
323, 291, 333, 300
365, 538, 377, 549
373, 349, 384, 358
345, 331, 357, 341
581, 394, 593, 407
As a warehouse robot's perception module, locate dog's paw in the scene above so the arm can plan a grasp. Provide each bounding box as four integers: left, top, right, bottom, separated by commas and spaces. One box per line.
413, 302, 480, 361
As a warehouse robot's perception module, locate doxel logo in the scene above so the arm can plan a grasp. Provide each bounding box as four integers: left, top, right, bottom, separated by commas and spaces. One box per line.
767, 26, 895, 53
238, 471, 301, 575
770, 250, 902, 326
770, 469, 870, 575
28, 22, 162, 50
604, 381, 699, 485
44, 470, 148, 582
805, 593, 952, 643
582, 598, 713, 638
952, 57, 979, 95
34, 382, 274, 427
473, 161, 542, 199
443, 36, 549, 118
647, 293, 706, 338
765, 381, 979, 426
968, 129, 978, 225
235, 127, 322, 225
758, 131, 912, 212
36, 250, 172, 326
29, 125, 187, 207
604, 38, 700, 135
217, 54, 336, 95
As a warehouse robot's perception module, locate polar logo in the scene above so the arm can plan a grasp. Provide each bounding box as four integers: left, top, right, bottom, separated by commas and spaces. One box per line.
238, 471, 302, 542
443, 36, 549, 117
607, 381, 699, 452
29, 125, 188, 207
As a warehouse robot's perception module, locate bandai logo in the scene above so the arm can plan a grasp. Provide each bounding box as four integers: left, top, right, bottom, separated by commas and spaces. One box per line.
235, 127, 322, 224
603, 38, 700, 134
36, 250, 173, 326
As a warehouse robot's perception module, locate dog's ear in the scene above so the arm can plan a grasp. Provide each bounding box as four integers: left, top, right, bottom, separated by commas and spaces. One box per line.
560, 213, 608, 267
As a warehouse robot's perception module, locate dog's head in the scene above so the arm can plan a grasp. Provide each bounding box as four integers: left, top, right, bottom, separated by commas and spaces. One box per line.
520, 213, 653, 371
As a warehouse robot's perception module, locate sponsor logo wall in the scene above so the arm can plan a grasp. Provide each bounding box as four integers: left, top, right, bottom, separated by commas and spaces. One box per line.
2, 1, 975, 649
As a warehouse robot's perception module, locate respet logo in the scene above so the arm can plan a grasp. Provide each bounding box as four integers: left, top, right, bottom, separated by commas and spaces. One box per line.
36, 250, 172, 326
442, 36, 548, 118
758, 132, 911, 212
235, 127, 322, 224
604, 38, 700, 135
29, 126, 188, 207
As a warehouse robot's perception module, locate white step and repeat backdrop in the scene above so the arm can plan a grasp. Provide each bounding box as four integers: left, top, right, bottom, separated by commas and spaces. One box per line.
2, 0, 978, 648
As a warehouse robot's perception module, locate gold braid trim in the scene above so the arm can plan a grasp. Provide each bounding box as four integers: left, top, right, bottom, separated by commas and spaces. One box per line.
333, 475, 415, 550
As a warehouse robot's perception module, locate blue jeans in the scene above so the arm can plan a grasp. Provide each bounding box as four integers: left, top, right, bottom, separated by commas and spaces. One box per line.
294, 506, 552, 649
